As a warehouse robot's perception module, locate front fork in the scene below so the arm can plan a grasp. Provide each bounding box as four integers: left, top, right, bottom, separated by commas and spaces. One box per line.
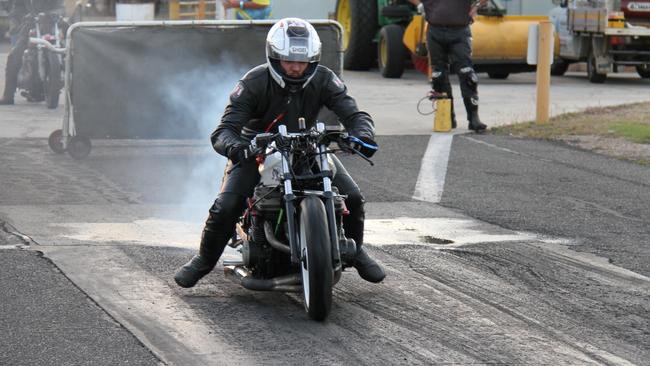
316, 123, 343, 282
278, 124, 343, 282
279, 125, 300, 264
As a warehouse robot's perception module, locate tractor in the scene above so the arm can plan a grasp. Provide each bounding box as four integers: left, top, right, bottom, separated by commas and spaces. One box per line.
335, 0, 555, 80
335, 0, 416, 77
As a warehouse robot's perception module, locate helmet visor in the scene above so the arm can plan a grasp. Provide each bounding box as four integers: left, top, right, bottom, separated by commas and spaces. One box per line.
268, 37, 320, 63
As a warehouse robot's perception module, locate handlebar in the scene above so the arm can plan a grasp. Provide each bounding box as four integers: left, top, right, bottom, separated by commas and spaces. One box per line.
227, 123, 374, 173
250, 125, 375, 166
29, 37, 66, 54
251, 125, 346, 149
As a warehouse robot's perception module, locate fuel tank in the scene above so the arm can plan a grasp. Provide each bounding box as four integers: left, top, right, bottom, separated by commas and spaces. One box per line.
403, 14, 560, 64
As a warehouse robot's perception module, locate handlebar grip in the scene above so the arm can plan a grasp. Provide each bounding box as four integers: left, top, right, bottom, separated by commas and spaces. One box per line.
252, 132, 274, 149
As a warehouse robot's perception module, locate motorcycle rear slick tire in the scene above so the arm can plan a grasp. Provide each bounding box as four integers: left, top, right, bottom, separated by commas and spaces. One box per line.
299, 196, 333, 321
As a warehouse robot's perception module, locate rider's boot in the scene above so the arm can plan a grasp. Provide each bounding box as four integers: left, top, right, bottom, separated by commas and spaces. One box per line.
174, 229, 227, 288
464, 97, 487, 132
354, 244, 386, 283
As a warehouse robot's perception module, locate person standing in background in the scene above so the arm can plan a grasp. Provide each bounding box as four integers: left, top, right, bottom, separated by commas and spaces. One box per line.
0, 0, 64, 105
222, 0, 271, 20
410, 0, 488, 132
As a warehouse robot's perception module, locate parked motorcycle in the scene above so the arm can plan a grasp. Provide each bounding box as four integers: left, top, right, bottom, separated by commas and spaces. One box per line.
17, 11, 67, 109
223, 120, 375, 321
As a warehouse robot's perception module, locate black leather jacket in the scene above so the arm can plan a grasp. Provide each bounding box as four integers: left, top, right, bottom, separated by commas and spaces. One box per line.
211, 64, 375, 158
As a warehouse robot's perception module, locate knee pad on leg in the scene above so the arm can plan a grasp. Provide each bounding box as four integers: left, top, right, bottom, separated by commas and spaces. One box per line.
430, 68, 449, 92
458, 66, 479, 90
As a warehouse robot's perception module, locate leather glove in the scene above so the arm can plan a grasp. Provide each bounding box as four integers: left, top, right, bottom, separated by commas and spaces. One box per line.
346, 136, 379, 158
227, 144, 254, 164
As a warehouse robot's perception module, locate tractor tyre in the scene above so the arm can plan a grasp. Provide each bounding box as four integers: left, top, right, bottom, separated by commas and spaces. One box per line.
336, 0, 379, 71
378, 24, 407, 78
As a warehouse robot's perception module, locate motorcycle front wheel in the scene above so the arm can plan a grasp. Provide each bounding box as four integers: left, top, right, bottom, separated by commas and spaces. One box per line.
299, 196, 333, 321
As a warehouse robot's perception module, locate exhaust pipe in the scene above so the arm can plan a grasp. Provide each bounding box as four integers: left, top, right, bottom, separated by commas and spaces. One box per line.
263, 221, 291, 255
224, 265, 302, 292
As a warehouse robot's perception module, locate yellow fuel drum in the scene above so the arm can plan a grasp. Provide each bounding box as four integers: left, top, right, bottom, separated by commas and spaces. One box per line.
434, 98, 452, 132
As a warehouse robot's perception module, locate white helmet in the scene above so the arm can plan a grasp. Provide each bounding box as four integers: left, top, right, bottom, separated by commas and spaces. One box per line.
266, 18, 322, 91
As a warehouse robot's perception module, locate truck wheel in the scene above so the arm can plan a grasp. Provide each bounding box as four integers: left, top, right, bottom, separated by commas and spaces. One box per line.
336, 0, 378, 71
636, 64, 650, 79
378, 24, 407, 78
587, 52, 606, 84
488, 72, 509, 80
551, 59, 569, 76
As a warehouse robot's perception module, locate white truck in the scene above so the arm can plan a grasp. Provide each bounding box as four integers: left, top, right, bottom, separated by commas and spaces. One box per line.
549, 0, 650, 82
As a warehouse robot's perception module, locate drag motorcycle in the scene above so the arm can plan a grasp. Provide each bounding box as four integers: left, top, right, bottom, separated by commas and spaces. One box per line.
17, 11, 67, 109
223, 120, 375, 321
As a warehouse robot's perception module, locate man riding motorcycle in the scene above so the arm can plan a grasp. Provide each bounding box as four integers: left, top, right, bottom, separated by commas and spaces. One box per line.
174, 18, 386, 288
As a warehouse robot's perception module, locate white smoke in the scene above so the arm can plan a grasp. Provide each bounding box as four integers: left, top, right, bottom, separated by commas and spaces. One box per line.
156, 58, 250, 223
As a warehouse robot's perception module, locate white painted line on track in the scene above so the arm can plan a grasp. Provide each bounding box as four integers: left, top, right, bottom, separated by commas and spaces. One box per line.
462, 135, 525, 156
412, 133, 455, 203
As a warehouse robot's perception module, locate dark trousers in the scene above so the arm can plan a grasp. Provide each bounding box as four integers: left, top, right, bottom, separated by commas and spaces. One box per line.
426, 25, 479, 107
199, 155, 366, 261
2, 22, 30, 101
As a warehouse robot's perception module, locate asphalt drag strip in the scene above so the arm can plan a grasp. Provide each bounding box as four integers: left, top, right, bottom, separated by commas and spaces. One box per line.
3, 200, 646, 365
440, 134, 650, 278
0, 247, 159, 366
35, 227, 650, 365
1, 135, 649, 364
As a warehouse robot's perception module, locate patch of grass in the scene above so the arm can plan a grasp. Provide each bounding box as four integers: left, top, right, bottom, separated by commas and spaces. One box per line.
492, 102, 650, 144
610, 122, 650, 143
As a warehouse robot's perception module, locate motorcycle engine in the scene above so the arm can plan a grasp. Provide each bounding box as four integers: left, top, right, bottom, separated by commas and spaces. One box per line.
242, 215, 268, 269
